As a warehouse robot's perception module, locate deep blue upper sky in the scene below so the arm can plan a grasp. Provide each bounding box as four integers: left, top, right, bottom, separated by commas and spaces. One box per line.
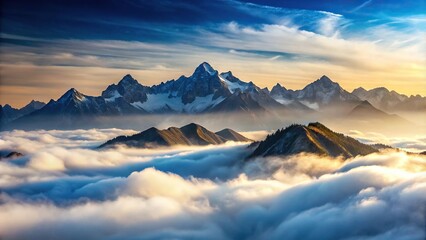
2, 0, 424, 41
1, 0, 425, 107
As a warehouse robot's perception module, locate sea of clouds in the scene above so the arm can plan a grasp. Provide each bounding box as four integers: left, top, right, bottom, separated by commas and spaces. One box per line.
0, 128, 425, 240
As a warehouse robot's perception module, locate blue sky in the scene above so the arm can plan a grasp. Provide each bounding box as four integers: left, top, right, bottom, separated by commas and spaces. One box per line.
1, 0, 425, 107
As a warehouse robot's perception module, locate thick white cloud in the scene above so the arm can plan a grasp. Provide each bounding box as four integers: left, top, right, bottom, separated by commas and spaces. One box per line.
0, 128, 425, 240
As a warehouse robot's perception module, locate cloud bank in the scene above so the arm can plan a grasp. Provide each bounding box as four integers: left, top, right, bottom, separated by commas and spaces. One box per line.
0, 128, 425, 240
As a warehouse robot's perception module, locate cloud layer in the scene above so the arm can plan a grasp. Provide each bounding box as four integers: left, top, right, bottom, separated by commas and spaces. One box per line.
0, 128, 425, 240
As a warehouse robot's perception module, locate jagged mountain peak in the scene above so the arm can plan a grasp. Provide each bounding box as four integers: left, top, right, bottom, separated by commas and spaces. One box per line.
58, 88, 85, 103
118, 74, 139, 86
352, 87, 366, 92
219, 71, 241, 83
25, 100, 45, 107
193, 62, 217, 77
271, 83, 287, 91
302, 75, 340, 91
314, 75, 337, 87
3, 104, 14, 110
220, 71, 233, 79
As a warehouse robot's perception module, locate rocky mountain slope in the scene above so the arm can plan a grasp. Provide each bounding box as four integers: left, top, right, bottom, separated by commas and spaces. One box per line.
249, 122, 378, 158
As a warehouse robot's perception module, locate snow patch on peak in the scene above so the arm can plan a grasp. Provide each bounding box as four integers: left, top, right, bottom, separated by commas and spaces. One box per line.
104, 90, 122, 102
201, 62, 216, 76
133, 93, 224, 113
58, 88, 85, 103
220, 71, 233, 80
219, 74, 250, 93
193, 62, 217, 77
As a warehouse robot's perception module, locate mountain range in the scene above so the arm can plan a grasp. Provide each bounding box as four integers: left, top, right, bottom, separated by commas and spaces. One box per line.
100, 123, 252, 148
1, 62, 424, 129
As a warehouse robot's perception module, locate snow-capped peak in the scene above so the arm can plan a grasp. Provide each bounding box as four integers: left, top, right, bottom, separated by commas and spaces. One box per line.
201, 62, 216, 76
220, 71, 232, 80
193, 62, 217, 77
58, 88, 85, 103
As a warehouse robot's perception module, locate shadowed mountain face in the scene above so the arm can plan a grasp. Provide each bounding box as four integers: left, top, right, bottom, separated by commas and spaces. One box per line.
0, 151, 24, 160
100, 123, 252, 148
348, 100, 389, 118
250, 122, 378, 158
0, 100, 45, 125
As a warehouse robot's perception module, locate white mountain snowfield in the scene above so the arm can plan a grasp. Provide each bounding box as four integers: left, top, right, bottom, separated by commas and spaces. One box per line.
131, 93, 225, 113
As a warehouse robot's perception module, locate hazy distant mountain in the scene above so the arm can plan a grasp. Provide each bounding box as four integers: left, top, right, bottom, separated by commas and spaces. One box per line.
394, 95, 426, 111
19, 100, 46, 115
209, 91, 266, 112
348, 100, 408, 123
0, 104, 21, 124
0, 100, 45, 124
352, 87, 406, 110
352, 87, 425, 112
270, 76, 359, 109
35, 88, 143, 116
100, 123, 252, 148
249, 122, 378, 158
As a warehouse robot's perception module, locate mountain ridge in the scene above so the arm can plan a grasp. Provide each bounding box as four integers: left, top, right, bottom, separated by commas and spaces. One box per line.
2, 62, 424, 129
249, 122, 378, 159
100, 123, 252, 148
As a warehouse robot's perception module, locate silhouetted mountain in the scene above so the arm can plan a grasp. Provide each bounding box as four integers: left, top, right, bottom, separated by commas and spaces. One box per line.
348, 100, 408, 123
0, 100, 46, 125
0, 104, 21, 124
0, 151, 24, 160
250, 122, 378, 158
19, 100, 46, 115
100, 123, 250, 148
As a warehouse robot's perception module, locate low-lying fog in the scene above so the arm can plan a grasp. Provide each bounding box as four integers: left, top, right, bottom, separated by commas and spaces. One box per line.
8, 109, 426, 138
0, 127, 425, 240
